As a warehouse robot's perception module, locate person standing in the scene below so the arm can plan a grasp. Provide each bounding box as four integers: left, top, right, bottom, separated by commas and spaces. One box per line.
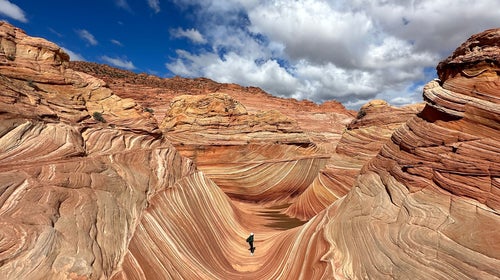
246, 233, 255, 255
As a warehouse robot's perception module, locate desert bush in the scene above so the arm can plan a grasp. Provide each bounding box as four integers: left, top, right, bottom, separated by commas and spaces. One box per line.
92, 112, 106, 123
357, 109, 366, 119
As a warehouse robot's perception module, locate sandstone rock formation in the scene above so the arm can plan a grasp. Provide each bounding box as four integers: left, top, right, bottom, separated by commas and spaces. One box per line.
1, 21, 499, 280
69, 61, 355, 153
159, 92, 331, 203
0, 21, 195, 279
318, 28, 500, 278
285, 100, 424, 220
161, 92, 310, 145
110, 27, 500, 280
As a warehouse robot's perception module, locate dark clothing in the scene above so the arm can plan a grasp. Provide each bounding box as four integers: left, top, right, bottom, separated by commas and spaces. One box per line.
246, 235, 254, 249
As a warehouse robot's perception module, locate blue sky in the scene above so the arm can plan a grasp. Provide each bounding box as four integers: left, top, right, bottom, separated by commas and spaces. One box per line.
1, 0, 499, 109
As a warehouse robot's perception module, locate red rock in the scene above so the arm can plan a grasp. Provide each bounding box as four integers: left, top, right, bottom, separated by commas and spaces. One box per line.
322, 29, 500, 278
1, 21, 499, 280
285, 100, 423, 220
69, 61, 355, 153
0, 21, 194, 279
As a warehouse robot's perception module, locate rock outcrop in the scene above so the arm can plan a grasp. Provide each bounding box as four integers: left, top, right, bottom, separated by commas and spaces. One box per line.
161, 92, 310, 145
0, 21, 195, 279
69, 61, 355, 153
285, 100, 424, 220
1, 21, 499, 280
112, 28, 500, 279
318, 28, 500, 278
160, 92, 330, 203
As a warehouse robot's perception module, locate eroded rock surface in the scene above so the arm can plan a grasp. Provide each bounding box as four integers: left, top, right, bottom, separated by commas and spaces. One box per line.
160, 92, 330, 203
320, 28, 500, 278
1, 21, 499, 280
286, 100, 424, 220
69, 61, 355, 153
114, 28, 500, 279
0, 22, 195, 280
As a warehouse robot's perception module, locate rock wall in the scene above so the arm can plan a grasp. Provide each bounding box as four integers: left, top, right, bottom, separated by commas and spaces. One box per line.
0, 22, 195, 280
320, 28, 500, 278
286, 100, 424, 220
0, 21, 498, 280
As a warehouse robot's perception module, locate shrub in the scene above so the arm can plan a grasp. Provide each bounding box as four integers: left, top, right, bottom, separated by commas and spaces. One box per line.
92, 112, 106, 123
357, 109, 366, 119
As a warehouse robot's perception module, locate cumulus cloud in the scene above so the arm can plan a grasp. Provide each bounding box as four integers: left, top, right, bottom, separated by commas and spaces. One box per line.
148, 0, 160, 13
167, 0, 500, 109
101, 55, 136, 70
0, 0, 28, 22
171, 28, 207, 44
167, 50, 299, 96
76, 29, 98, 46
61, 47, 85, 61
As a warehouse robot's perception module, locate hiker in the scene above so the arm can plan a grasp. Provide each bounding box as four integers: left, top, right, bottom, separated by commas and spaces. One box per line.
246, 233, 255, 255
246, 233, 254, 248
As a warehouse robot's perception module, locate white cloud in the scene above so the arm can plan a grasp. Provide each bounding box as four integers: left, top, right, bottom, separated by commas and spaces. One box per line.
115, 0, 131, 11
61, 47, 85, 61
48, 28, 63, 37
76, 29, 98, 46
247, 0, 373, 67
0, 0, 27, 22
110, 39, 123, 46
148, 0, 160, 13
350, 0, 500, 55
171, 28, 207, 44
101, 56, 136, 70
168, 50, 299, 96
167, 0, 500, 109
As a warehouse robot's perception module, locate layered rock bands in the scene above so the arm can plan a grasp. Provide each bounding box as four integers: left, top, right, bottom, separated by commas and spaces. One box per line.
0, 21, 498, 279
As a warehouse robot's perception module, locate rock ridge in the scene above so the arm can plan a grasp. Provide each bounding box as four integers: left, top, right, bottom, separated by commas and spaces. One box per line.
0, 21, 498, 280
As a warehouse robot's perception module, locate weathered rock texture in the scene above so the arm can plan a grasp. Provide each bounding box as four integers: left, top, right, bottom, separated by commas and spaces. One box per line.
69, 61, 355, 153
159, 92, 330, 203
320, 28, 500, 278
0, 22, 195, 279
285, 100, 424, 220
1, 21, 499, 280
161, 92, 310, 145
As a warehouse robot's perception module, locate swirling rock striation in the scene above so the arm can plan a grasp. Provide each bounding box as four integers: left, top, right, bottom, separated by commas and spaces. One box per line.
160, 92, 330, 203
0, 21, 194, 280
320, 28, 500, 279
286, 100, 424, 220
1, 21, 499, 280
114, 29, 500, 279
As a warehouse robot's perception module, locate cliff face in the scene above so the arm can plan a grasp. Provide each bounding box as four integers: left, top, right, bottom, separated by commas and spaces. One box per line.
0, 21, 499, 280
69, 60, 356, 154
0, 22, 195, 279
285, 100, 424, 220
322, 29, 500, 278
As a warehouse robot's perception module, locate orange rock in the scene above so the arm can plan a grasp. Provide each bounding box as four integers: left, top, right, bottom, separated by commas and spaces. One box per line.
322, 29, 500, 278
286, 100, 423, 220
1, 21, 499, 280
0, 21, 194, 279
